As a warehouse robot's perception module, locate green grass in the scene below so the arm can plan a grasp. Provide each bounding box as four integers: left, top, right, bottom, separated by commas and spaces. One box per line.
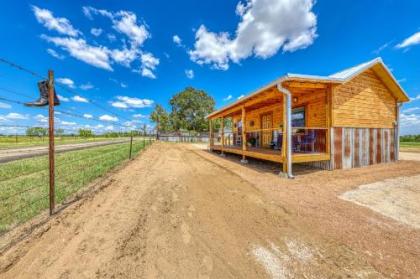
400, 141, 420, 152
0, 138, 153, 233
0, 136, 127, 149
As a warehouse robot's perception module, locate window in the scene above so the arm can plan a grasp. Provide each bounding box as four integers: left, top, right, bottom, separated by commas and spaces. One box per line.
292, 107, 305, 127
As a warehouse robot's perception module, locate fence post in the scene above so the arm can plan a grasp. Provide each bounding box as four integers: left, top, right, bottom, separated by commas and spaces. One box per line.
129, 132, 133, 159
48, 70, 55, 215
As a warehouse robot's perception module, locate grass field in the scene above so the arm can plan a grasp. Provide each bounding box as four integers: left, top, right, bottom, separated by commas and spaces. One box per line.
0, 138, 153, 233
400, 141, 420, 152
0, 136, 126, 149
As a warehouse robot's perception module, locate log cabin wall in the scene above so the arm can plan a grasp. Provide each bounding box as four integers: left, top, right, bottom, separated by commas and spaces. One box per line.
332, 69, 397, 128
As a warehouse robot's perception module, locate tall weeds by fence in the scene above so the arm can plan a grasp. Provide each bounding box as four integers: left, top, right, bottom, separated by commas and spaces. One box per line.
0, 137, 153, 234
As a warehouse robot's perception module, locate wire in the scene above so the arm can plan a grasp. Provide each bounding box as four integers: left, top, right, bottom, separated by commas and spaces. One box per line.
0, 57, 133, 123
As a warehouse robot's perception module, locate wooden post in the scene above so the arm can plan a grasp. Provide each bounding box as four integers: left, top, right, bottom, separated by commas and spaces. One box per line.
48, 70, 55, 215
209, 119, 213, 150
282, 95, 288, 173
221, 117, 225, 156
129, 132, 133, 159
241, 106, 247, 163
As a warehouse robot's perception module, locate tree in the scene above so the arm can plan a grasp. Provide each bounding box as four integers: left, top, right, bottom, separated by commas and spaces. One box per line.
141, 124, 147, 136
26, 127, 48, 137
150, 104, 171, 132
55, 128, 64, 137
79, 129, 93, 138
169, 87, 215, 132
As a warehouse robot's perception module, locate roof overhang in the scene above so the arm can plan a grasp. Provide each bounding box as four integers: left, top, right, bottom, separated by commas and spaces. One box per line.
207, 57, 410, 119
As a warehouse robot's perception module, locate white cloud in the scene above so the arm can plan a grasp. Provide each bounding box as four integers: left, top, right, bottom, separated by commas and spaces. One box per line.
100, 114, 118, 122
83, 113, 93, 119
72, 95, 89, 103
396, 32, 420, 49
120, 82, 127, 88
410, 94, 420, 102
61, 121, 77, 126
111, 101, 129, 109
90, 28, 103, 37
36, 6, 158, 77
4, 112, 28, 120
138, 52, 160, 79
41, 35, 113, 71
403, 107, 420, 114
46, 48, 65, 59
80, 82, 94, 90
107, 33, 117, 42
112, 96, 154, 109
0, 102, 11, 109
32, 6, 81, 37
372, 42, 390, 55
185, 69, 194, 79
57, 94, 69, 102
133, 114, 147, 119
105, 125, 115, 131
56, 77, 75, 88
223, 94, 233, 101
400, 113, 420, 135
237, 94, 245, 100
34, 114, 48, 123
173, 35, 182, 46
189, 0, 317, 70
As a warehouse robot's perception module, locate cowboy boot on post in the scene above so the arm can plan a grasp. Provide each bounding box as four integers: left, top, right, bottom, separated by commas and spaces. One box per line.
24, 80, 60, 107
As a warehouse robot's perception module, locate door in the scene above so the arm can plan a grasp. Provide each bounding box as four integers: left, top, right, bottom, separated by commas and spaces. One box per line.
261, 113, 273, 147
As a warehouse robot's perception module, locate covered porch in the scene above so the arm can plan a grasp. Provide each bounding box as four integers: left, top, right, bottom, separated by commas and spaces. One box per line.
208, 80, 332, 173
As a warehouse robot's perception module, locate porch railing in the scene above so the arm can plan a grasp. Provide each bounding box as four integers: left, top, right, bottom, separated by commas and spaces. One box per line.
211, 127, 328, 154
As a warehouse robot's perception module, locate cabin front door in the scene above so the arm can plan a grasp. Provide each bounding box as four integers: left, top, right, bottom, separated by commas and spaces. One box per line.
261, 113, 273, 147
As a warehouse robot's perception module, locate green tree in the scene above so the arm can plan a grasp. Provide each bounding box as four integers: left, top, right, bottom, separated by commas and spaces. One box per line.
55, 128, 65, 137
169, 87, 215, 132
79, 129, 93, 138
150, 104, 171, 132
141, 124, 147, 136
26, 127, 48, 137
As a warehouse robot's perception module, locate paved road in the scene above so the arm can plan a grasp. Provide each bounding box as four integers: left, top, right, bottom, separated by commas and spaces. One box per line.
0, 139, 130, 163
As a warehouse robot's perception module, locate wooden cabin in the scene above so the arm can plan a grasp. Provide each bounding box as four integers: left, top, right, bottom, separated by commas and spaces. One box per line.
207, 58, 409, 176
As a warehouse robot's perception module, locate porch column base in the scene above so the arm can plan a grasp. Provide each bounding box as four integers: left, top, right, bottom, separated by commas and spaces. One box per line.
240, 158, 248, 164
278, 171, 295, 179
220, 152, 226, 157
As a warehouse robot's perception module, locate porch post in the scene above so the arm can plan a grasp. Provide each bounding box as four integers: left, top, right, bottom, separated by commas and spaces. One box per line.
221, 117, 225, 156
282, 95, 288, 173
241, 106, 248, 163
209, 119, 213, 150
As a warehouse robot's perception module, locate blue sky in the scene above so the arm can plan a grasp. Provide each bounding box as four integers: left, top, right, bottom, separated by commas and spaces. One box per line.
0, 0, 419, 135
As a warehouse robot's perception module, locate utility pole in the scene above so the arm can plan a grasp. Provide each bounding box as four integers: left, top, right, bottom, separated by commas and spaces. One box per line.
48, 70, 55, 215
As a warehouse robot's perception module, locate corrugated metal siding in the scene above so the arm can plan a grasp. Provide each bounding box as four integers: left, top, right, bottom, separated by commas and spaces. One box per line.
330, 127, 396, 170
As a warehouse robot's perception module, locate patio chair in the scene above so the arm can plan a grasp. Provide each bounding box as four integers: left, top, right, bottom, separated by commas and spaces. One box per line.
301, 130, 316, 152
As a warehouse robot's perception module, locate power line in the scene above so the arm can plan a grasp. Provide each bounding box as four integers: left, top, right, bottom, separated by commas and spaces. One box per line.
0, 57, 134, 123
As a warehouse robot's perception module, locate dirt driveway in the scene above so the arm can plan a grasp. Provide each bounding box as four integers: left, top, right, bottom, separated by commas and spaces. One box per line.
0, 143, 419, 278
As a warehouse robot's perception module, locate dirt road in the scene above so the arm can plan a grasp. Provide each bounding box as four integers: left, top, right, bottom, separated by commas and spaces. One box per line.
0, 139, 129, 163
0, 143, 419, 278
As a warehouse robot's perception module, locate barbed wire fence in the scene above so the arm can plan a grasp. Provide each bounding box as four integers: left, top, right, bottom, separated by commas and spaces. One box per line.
0, 57, 155, 236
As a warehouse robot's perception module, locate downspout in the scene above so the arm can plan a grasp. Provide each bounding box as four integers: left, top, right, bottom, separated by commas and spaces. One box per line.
395, 102, 402, 160
277, 81, 294, 179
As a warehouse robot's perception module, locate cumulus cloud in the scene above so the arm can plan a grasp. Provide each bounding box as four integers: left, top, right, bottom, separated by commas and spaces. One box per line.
32, 5, 81, 37
223, 94, 233, 101
34, 114, 48, 123
72, 95, 89, 103
46, 48, 65, 59
237, 94, 245, 100
61, 121, 77, 126
90, 27, 103, 37
2, 112, 28, 120
100, 114, 118, 122
57, 94, 69, 102
137, 52, 159, 79
0, 102, 11, 109
400, 113, 420, 135
189, 0, 317, 70
133, 114, 147, 119
185, 69, 194, 79
56, 77, 75, 88
83, 113, 93, 119
41, 35, 113, 71
403, 107, 420, 113
410, 94, 420, 102
173, 35, 182, 46
80, 82, 94, 90
396, 32, 420, 49
35, 6, 159, 77
111, 96, 154, 109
